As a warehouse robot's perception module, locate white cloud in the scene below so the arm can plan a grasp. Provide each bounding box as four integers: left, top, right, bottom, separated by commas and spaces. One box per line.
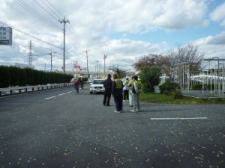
211, 2, 225, 26
192, 31, 225, 59
193, 31, 225, 45
0, 0, 210, 71
153, 0, 208, 29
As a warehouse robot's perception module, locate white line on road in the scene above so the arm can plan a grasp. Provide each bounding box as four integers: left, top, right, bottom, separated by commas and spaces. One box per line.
150, 117, 208, 120
66, 91, 72, 94
58, 93, 67, 96
45, 96, 56, 100
45, 91, 72, 100
58, 91, 72, 96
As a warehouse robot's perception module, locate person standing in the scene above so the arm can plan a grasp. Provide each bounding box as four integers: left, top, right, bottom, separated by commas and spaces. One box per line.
74, 78, 80, 94
112, 74, 123, 113
128, 76, 134, 107
80, 77, 84, 90
103, 74, 112, 106
130, 75, 142, 112
123, 78, 129, 101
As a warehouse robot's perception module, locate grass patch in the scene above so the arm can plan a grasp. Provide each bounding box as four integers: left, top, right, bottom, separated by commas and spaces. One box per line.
140, 92, 225, 104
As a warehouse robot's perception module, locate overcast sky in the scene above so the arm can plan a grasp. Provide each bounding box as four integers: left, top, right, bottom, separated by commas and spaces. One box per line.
0, 0, 225, 72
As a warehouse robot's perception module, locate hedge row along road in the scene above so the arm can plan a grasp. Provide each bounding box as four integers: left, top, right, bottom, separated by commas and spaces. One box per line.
0, 66, 73, 88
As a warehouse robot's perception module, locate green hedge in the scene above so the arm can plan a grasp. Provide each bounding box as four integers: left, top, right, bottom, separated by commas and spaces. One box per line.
159, 81, 183, 99
159, 81, 181, 95
0, 66, 73, 88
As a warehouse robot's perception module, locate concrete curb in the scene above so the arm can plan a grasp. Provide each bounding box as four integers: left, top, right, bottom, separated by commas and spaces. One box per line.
0, 83, 73, 97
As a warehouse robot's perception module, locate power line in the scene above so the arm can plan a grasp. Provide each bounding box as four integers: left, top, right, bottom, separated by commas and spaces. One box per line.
42, 0, 62, 19
33, 0, 59, 21
0, 21, 63, 50
14, 0, 61, 30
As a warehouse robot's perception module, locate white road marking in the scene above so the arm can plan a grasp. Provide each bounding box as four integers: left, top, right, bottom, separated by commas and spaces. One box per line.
45, 96, 56, 100
58, 93, 67, 96
150, 117, 208, 120
45, 91, 72, 100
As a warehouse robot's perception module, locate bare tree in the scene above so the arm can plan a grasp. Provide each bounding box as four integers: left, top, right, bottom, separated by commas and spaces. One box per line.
134, 54, 171, 75
170, 44, 204, 73
110, 67, 126, 78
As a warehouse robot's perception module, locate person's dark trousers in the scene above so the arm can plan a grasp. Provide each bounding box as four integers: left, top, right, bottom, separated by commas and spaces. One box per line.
123, 90, 129, 100
75, 86, 79, 93
114, 92, 123, 111
103, 90, 111, 106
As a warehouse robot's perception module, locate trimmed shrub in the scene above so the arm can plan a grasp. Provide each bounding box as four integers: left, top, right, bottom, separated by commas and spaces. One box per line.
171, 90, 183, 99
159, 81, 180, 95
0, 66, 10, 87
139, 66, 161, 92
0, 66, 73, 88
192, 83, 202, 90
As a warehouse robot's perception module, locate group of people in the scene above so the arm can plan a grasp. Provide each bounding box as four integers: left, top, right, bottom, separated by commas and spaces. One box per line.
103, 74, 142, 113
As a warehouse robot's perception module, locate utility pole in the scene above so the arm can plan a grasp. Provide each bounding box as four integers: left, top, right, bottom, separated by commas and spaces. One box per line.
96, 60, 99, 78
49, 50, 53, 71
85, 49, 89, 78
28, 40, 32, 67
103, 54, 107, 76
59, 17, 70, 73
48, 51, 57, 71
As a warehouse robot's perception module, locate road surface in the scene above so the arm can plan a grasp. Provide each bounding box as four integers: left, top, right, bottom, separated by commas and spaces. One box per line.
0, 86, 225, 168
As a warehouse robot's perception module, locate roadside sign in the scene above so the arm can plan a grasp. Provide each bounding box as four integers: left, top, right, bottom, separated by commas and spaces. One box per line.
0, 27, 12, 45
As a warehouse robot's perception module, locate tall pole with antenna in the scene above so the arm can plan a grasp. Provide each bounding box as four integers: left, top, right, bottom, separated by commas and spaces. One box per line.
49, 51, 57, 71
85, 49, 89, 78
49, 50, 53, 71
104, 54, 107, 76
59, 17, 70, 73
28, 40, 32, 67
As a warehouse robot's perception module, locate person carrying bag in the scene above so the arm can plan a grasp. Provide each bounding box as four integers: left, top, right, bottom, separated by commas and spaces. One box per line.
130, 75, 142, 112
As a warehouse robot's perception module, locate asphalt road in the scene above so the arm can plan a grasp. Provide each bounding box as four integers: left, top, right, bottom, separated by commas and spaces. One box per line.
0, 86, 225, 168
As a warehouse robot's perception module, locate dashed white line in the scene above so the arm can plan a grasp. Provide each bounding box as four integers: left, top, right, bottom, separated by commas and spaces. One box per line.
58, 91, 72, 96
150, 117, 208, 120
45, 91, 72, 100
58, 93, 66, 96
45, 96, 56, 100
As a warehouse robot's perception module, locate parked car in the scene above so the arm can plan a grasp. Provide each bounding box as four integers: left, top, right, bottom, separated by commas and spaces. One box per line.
90, 79, 105, 94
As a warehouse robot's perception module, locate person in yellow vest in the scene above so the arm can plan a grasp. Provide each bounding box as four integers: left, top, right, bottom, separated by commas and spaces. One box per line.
130, 75, 142, 112
112, 74, 123, 113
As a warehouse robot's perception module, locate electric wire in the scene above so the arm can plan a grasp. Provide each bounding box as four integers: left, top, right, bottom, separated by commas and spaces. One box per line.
41, 0, 62, 19
33, 0, 59, 21
15, 0, 61, 30
0, 21, 63, 50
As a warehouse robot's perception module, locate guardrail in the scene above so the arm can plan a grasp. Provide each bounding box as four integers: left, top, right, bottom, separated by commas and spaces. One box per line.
0, 83, 73, 97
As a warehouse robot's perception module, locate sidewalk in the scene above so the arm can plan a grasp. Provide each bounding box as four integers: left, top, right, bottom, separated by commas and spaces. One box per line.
182, 90, 225, 98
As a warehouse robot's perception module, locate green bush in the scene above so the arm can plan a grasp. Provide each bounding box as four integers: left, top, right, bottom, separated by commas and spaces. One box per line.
0, 66, 10, 87
171, 90, 183, 99
139, 66, 161, 92
0, 66, 73, 88
159, 81, 180, 95
192, 83, 202, 90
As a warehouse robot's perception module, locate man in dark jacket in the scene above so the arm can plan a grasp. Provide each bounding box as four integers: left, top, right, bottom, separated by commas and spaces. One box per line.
112, 74, 123, 112
103, 74, 112, 106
